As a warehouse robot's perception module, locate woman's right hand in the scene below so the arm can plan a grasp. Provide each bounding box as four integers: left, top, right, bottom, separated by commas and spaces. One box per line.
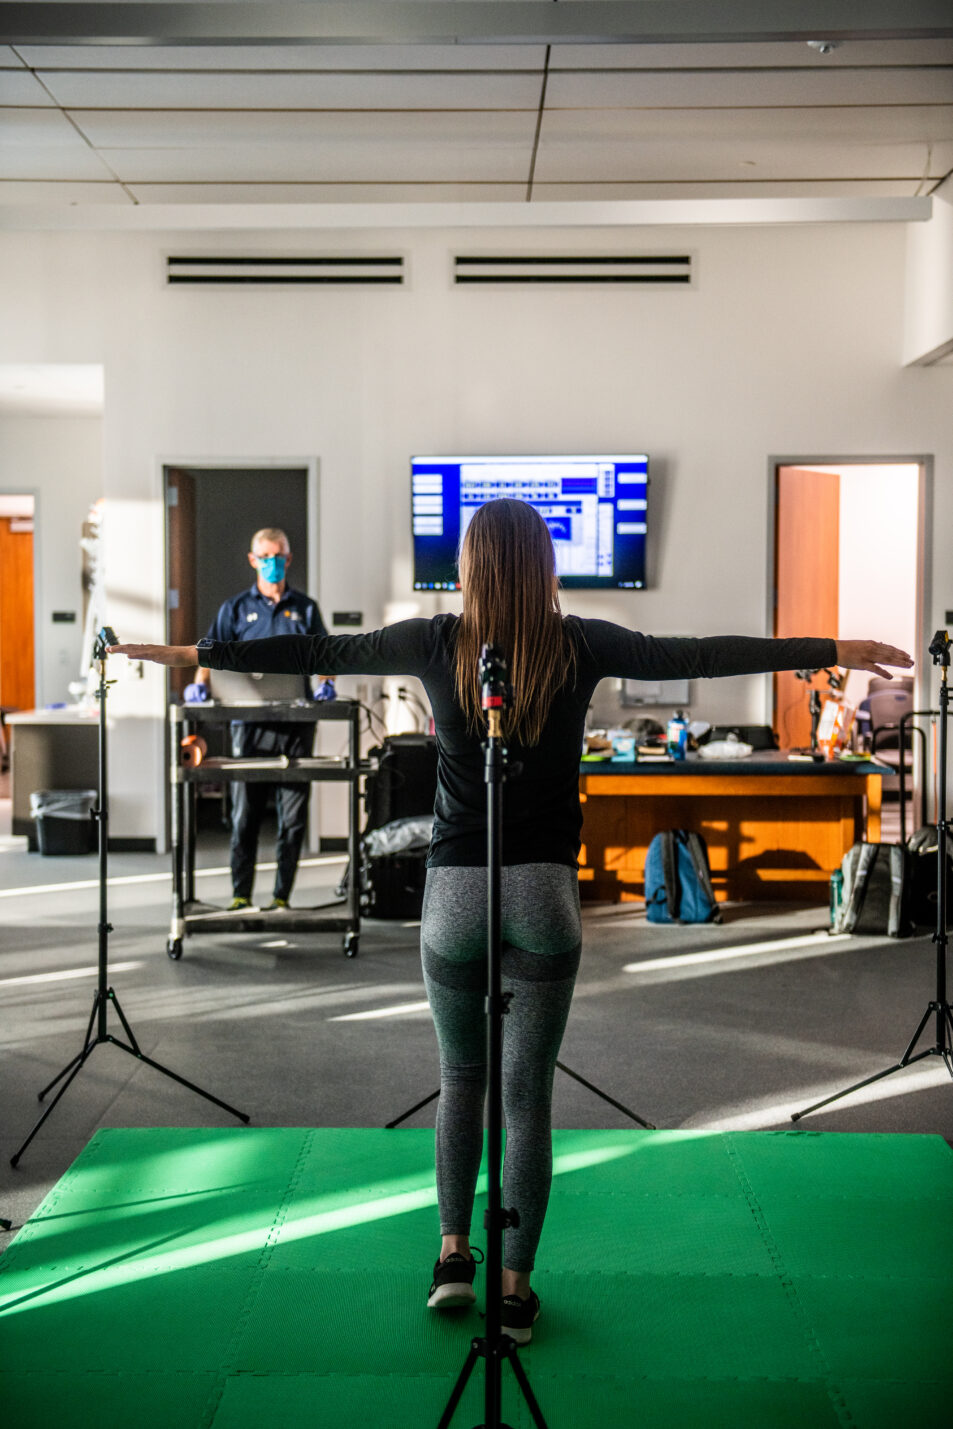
109, 643, 199, 668
834, 640, 914, 678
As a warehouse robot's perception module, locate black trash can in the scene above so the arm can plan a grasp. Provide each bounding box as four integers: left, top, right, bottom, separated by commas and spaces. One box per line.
29, 789, 98, 855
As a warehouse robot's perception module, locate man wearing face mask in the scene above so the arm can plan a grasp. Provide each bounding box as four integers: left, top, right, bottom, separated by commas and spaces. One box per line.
186, 527, 329, 911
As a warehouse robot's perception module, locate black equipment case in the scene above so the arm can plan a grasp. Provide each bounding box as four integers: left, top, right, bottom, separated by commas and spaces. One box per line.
360, 734, 438, 920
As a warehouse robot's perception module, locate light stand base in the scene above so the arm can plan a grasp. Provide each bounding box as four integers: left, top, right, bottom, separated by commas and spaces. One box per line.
792, 999, 953, 1121
437, 1334, 548, 1429
10, 985, 249, 1167
386, 1062, 655, 1131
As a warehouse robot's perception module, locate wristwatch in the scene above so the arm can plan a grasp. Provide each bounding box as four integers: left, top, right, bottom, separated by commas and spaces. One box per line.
195, 637, 215, 667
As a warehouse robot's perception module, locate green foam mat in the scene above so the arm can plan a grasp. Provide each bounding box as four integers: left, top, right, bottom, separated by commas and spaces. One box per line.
1, 1127, 950, 1427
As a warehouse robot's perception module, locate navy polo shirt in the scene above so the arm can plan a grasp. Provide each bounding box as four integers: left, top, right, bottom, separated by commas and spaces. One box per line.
206, 584, 328, 754
207, 584, 327, 646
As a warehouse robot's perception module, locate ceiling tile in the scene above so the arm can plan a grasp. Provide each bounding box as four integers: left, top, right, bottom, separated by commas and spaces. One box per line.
531, 179, 922, 200
533, 131, 949, 183
16, 44, 547, 72
38, 69, 543, 109
0, 46, 28, 68
546, 68, 953, 108
548, 40, 953, 70
0, 109, 113, 179
0, 69, 56, 105
95, 111, 537, 183
0, 179, 132, 203
129, 182, 527, 203
539, 106, 953, 145
77, 108, 537, 149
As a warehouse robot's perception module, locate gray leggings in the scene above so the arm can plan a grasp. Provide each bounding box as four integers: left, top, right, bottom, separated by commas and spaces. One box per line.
421, 863, 581, 1273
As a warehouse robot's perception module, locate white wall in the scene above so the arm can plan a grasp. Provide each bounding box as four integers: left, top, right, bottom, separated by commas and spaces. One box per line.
904, 173, 953, 366
837, 465, 919, 712
0, 219, 951, 836
0, 413, 103, 707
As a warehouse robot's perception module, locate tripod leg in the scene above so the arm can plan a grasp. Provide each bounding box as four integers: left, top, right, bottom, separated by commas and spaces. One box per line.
555, 1061, 656, 1130
108, 1039, 249, 1123
37, 1046, 88, 1102
106, 987, 142, 1055
897, 1003, 936, 1066
385, 1088, 439, 1129
38, 993, 100, 1100
11, 1045, 95, 1167
505, 1340, 550, 1429
436, 1340, 481, 1429
791, 1048, 935, 1122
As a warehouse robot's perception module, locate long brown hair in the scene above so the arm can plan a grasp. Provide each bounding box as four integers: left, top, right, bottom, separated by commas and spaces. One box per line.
454, 498, 577, 745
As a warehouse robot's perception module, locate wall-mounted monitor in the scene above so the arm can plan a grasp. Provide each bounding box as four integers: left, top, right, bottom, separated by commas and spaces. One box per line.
411, 454, 648, 591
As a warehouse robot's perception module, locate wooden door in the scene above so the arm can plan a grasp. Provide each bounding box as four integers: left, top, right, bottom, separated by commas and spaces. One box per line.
0, 516, 35, 709
165, 468, 197, 698
774, 467, 840, 749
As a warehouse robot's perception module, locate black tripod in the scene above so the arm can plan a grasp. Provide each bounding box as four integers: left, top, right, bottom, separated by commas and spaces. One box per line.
11, 630, 249, 1169
436, 646, 547, 1429
792, 630, 953, 1123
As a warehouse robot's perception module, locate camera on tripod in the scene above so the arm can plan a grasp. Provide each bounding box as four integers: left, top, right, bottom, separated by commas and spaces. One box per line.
93, 625, 118, 660
929, 630, 950, 667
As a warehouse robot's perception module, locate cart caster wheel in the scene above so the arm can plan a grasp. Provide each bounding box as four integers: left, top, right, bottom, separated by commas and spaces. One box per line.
167, 938, 183, 961
344, 934, 359, 958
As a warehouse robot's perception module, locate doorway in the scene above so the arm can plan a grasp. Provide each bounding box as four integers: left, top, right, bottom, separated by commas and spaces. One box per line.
165, 465, 311, 685
163, 464, 315, 841
773, 460, 925, 820
0, 494, 36, 711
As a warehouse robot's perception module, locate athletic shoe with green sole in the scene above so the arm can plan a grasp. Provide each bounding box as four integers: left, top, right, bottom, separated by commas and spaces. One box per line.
228, 896, 252, 912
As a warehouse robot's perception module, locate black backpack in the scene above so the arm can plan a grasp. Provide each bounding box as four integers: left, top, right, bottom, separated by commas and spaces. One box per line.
905, 825, 953, 930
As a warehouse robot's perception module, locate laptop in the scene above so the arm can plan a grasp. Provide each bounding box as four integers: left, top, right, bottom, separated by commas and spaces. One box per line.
208, 668, 309, 704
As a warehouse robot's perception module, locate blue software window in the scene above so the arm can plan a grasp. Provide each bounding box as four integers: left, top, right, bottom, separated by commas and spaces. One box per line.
411, 454, 648, 590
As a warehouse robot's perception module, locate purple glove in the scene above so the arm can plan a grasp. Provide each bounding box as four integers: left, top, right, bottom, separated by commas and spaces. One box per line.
183, 682, 209, 704
314, 680, 336, 703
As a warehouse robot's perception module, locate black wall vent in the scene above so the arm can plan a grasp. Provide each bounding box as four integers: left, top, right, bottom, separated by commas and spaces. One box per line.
167, 255, 405, 286
454, 254, 692, 285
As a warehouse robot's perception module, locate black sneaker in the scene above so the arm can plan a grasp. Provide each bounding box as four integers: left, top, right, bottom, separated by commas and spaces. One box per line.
426, 1248, 484, 1309
501, 1290, 540, 1345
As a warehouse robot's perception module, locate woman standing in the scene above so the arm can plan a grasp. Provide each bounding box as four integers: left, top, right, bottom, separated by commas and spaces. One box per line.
115, 498, 911, 1344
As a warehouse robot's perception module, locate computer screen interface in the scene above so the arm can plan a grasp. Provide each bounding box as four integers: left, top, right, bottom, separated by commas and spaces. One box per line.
411, 454, 648, 590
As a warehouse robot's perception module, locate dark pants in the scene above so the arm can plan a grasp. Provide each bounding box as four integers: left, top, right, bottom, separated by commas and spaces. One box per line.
229, 723, 311, 903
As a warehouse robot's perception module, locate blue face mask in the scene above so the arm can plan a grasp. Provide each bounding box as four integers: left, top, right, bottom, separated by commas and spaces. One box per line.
256, 554, 287, 584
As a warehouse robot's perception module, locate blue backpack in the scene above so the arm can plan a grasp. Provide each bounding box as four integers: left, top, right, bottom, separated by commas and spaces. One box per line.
645, 829, 722, 925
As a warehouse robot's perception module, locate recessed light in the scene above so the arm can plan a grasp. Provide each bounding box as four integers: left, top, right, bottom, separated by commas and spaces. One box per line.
807, 40, 842, 55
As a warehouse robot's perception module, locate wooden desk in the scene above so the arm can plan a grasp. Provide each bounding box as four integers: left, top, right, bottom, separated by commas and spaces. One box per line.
578, 751, 886, 903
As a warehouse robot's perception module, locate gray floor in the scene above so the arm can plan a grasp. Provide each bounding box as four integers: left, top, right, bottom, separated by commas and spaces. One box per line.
1, 817, 951, 1250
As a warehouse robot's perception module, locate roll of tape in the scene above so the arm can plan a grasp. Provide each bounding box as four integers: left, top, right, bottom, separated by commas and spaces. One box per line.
180, 734, 207, 768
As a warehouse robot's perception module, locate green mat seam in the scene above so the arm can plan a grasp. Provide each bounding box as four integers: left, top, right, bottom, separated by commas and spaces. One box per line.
725, 1133, 855, 1429
198, 1128, 314, 1429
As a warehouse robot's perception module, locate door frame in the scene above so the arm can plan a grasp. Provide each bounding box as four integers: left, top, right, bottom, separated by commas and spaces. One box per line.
766, 453, 934, 791
0, 485, 41, 709
156, 454, 321, 853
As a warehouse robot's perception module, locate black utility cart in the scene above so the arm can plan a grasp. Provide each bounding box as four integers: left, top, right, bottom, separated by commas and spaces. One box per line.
168, 699, 363, 958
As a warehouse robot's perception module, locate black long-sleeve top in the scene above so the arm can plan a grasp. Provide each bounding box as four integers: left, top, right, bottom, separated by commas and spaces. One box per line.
199, 614, 836, 869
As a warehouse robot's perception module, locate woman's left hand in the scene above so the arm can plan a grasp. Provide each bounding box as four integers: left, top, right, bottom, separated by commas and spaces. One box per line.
834, 640, 914, 678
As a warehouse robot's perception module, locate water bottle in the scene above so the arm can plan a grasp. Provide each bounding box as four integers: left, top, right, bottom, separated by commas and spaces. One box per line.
666, 710, 689, 760
829, 868, 844, 929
